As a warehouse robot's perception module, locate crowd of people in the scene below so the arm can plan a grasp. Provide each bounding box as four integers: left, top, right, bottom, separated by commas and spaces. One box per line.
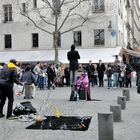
0, 44, 137, 120
0, 59, 135, 94
0, 56, 136, 119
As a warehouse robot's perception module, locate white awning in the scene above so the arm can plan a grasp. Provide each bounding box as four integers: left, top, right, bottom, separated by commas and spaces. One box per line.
59, 46, 122, 63
0, 47, 122, 63
0, 50, 55, 63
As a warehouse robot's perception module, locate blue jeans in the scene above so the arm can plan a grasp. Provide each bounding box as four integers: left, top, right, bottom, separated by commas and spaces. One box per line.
113, 73, 119, 87
44, 76, 48, 88
107, 77, 112, 88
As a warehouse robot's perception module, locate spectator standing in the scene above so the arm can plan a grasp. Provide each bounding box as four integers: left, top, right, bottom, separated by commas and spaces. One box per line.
33, 62, 41, 86
47, 63, 56, 89
64, 65, 70, 86
106, 64, 113, 89
97, 60, 106, 87
0, 59, 23, 119
86, 60, 95, 87
21, 65, 36, 98
118, 66, 125, 88
125, 63, 133, 88
112, 61, 120, 88
93, 64, 98, 85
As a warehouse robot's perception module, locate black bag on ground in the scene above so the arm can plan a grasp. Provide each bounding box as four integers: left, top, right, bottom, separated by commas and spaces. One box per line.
78, 88, 86, 100
70, 90, 77, 101
79, 90, 86, 100
13, 101, 37, 116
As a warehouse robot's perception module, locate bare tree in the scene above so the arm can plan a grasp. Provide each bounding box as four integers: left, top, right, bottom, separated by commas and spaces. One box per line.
1, 0, 109, 62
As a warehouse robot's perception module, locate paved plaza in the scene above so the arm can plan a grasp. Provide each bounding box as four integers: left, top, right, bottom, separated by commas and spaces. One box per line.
0, 82, 140, 140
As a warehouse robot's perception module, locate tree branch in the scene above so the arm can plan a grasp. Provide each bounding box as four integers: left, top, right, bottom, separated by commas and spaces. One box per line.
42, 0, 54, 10
61, 18, 88, 34
58, 0, 82, 31
59, 0, 66, 8
40, 15, 55, 26
36, 9, 55, 26
21, 13, 53, 35
63, 0, 74, 5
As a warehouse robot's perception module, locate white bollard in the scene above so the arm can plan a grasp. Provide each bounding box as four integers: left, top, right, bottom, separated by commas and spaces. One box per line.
117, 96, 126, 109
122, 89, 130, 101
110, 105, 121, 122
98, 112, 114, 140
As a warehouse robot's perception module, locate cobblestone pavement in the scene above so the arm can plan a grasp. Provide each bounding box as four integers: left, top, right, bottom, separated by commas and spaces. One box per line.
0, 83, 140, 140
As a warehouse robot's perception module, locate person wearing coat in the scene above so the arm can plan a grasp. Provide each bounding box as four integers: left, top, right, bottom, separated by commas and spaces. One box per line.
97, 60, 106, 87
0, 59, 23, 119
47, 63, 56, 90
86, 60, 95, 87
67, 44, 80, 85
76, 72, 91, 100
21, 65, 36, 98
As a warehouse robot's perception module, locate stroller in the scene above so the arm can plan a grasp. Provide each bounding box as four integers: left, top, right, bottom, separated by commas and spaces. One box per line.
76, 73, 91, 100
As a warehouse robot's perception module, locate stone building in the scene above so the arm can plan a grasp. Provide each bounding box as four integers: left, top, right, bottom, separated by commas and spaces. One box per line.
123, 0, 140, 64
0, 0, 139, 63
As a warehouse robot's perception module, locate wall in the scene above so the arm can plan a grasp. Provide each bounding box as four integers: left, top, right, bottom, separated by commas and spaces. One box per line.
0, 0, 129, 52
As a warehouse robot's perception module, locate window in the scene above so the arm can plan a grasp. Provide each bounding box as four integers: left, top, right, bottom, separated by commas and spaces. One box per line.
5, 34, 12, 48
33, 0, 37, 8
32, 33, 39, 47
73, 31, 82, 46
53, 32, 61, 47
93, 0, 104, 12
22, 3, 26, 13
3, 4, 12, 22
94, 29, 105, 45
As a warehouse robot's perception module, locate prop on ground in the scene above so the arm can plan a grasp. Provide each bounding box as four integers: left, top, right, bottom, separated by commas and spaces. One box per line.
13, 101, 37, 116
26, 116, 92, 131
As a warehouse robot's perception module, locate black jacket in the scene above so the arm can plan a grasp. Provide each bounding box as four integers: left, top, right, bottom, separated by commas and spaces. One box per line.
0, 62, 22, 87
86, 64, 95, 76
47, 66, 56, 79
97, 63, 106, 76
67, 50, 80, 71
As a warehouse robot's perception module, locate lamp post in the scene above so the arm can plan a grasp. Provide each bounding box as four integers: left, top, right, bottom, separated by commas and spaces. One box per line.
108, 20, 112, 32
108, 20, 112, 48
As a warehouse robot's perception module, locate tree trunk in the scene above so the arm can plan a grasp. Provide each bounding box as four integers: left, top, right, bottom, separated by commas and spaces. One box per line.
54, 11, 59, 63
54, 32, 59, 63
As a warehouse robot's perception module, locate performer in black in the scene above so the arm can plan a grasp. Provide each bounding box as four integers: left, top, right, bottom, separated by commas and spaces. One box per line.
67, 45, 80, 101
67, 44, 80, 85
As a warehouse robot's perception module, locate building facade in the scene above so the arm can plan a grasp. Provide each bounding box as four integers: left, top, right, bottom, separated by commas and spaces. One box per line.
0, 0, 139, 63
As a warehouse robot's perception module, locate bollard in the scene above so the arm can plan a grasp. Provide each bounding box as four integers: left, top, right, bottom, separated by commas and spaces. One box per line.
98, 112, 114, 140
117, 96, 126, 110
122, 89, 130, 101
110, 105, 121, 122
